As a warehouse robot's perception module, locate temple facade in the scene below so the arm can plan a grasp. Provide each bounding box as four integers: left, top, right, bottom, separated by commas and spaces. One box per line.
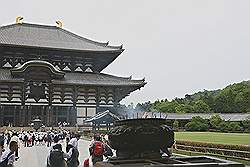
0, 20, 146, 126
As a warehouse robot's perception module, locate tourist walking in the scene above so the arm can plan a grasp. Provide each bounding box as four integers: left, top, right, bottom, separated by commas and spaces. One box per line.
10, 132, 19, 160
89, 134, 105, 165
66, 139, 79, 167
0, 138, 18, 167
0, 133, 4, 158
6, 133, 11, 146
47, 133, 52, 147
89, 134, 113, 165
32, 133, 35, 146
68, 134, 80, 150
23, 133, 28, 147
47, 135, 70, 167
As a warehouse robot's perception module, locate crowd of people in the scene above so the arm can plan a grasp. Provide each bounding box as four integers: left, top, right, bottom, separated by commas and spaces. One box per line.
0, 130, 113, 167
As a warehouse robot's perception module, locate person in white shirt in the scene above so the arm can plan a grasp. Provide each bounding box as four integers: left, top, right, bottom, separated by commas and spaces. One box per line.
66, 138, 80, 167
0, 133, 4, 158
0, 140, 18, 167
68, 134, 80, 150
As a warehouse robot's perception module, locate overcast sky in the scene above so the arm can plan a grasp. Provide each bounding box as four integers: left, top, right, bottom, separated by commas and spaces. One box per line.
1, 0, 249, 105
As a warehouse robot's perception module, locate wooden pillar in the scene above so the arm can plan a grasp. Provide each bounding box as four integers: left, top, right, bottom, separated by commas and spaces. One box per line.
46, 107, 49, 126
0, 84, 2, 126
44, 106, 48, 126
96, 87, 100, 113
41, 106, 44, 125
22, 106, 26, 126
66, 107, 70, 125
13, 106, 16, 127
55, 107, 58, 126
0, 106, 3, 126
19, 106, 22, 126
72, 106, 77, 126
49, 106, 53, 127
73, 86, 77, 126
27, 106, 32, 125
48, 83, 53, 127
21, 82, 26, 126
20, 106, 25, 126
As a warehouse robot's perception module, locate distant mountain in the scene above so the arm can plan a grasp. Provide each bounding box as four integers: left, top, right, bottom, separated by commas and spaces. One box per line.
119, 80, 250, 114
151, 80, 250, 113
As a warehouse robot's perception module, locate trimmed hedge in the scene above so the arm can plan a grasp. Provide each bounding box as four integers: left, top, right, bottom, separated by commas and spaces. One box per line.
176, 145, 250, 158
176, 140, 250, 152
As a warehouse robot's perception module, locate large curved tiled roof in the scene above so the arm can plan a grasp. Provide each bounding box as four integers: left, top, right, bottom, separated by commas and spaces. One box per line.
56, 72, 145, 86
0, 23, 123, 52
0, 68, 146, 87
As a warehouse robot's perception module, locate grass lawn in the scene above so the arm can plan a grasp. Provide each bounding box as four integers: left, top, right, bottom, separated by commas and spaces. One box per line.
175, 132, 250, 145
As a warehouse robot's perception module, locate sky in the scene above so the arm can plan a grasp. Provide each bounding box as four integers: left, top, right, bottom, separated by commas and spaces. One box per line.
0, 0, 249, 105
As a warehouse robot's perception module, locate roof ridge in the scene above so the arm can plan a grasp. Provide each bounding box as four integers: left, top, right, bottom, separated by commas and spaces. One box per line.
0, 22, 57, 30
100, 72, 146, 81
66, 72, 146, 83
0, 22, 123, 50
0, 23, 18, 30
59, 28, 123, 49
21, 22, 57, 29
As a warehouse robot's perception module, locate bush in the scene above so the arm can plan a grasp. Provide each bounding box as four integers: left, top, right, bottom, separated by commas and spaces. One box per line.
176, 140, 250, 152
218, 121, 229, 132
185, 121, 209, 131
175, 144, 250, 158
173, 120, 179, 131
185, 116, 209, 131
228, 122, 243, 132
209, 114, 223, 129
242, 120, 250, 131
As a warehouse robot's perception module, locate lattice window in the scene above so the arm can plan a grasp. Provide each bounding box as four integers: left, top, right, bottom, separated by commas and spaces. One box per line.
0, 84, 22, 104
62, 87, 74, 104
76, 88, 86, 104
99, 88, 107, 105
25, 82, 49, 103
52, 87, 62, 104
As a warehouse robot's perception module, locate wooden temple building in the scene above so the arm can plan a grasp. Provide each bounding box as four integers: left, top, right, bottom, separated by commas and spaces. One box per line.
0, 19, 146, 126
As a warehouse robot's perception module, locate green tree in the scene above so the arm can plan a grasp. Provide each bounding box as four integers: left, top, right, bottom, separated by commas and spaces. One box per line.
175, 104, 194, 113
228, 122, 242, 132
218, 121, 229, 132
173, 120, 179, 131
173, 97, 185, 104
202, 90, 215, 112
154, 101, 179, 113
209, 114, 223, 129
242, 119, 250, 131
235, 88, 250, 113
185, 116, 209, 131
151, 80, 249, 114
193, 100, 211, 113
214, 93, 230, 113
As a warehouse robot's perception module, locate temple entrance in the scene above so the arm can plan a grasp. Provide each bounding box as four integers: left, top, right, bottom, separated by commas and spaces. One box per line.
1, 106, 18, 126
28, 106, 47, 125
0, 105, 76, 127
28, 106, 76, 126
3, 117, 14, 126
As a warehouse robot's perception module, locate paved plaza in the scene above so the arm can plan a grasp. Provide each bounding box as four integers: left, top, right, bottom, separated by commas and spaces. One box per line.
15, 139, 91, 167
